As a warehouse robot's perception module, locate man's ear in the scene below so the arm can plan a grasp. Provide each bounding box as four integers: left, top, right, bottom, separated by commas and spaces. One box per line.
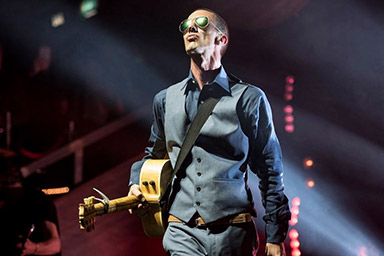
215, 34, 228, 46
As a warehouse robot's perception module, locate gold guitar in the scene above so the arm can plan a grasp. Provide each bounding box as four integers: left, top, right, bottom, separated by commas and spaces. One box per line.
79, 159, 172, 237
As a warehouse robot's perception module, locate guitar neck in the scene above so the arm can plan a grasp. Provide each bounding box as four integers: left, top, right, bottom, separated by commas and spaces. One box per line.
93, 195, 140, 216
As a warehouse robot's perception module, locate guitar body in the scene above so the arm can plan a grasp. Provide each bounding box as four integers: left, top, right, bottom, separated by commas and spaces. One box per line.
139, 159, 172, 237
79, 159, 172, 237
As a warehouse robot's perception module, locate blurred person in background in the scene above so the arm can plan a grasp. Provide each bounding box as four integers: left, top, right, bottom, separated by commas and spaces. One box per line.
0, 160, 61, 256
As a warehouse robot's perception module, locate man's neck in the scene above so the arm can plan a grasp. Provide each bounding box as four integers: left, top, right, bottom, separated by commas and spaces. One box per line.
190, 54, 221, 90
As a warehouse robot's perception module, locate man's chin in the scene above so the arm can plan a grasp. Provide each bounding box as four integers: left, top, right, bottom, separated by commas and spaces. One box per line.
185, 46, 201, 56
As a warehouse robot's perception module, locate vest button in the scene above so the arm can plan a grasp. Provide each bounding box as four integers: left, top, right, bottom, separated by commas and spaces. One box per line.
197, 158, 201, 163
197, 172, 202, 176
196, 201, 201, 206
197, 187, 201, 192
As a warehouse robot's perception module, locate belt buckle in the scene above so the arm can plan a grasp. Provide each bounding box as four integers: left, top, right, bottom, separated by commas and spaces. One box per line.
195, 218, 206, 228
195, 218, 202, 227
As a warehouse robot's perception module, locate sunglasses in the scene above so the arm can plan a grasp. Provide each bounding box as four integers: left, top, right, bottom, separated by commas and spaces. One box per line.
179, 16, 223, 34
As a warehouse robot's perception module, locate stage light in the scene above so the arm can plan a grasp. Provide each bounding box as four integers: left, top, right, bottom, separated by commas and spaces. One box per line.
291, 206, 300, 215
285, 124, 295, 133
285, 84, 294, 92
80, 0, 98, 19
289, 229, 299, 240
42, 187, 70, 195
51, 12, 65, 28
284, 93, 293, 101
289, 215, 298, 226
303, 157, 314, 168
289, 195, 301, 255
285, 115, 294, 123
284, 105, 294, 114
283, 75, 295, 133
289, 197, 300, 226
291, 249, 301, 256
286, 75, 295, 84
290, 239, 300, 249
284, 161, 383, 255
292, 197, 301, 207
306, 179, 315, 188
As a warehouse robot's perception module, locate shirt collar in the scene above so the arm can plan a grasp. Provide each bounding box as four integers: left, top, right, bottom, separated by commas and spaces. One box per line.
181, 66, 230, 92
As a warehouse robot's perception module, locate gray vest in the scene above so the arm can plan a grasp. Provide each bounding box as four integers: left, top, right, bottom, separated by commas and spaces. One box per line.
164, 78, 254, 223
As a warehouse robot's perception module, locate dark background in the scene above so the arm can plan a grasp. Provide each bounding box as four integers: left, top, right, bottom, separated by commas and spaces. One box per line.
1, 0, 383, 255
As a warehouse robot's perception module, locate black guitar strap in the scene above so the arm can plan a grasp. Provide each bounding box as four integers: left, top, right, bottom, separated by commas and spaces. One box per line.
159, 74, 241, 206
159, 96, 220, 204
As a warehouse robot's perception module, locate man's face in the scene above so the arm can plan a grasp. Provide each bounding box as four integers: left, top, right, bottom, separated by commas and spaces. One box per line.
182, 10, 221, 55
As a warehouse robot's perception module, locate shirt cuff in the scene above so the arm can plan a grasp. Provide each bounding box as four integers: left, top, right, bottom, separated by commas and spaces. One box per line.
129, 161, 142, 186
265, 222, 289, 243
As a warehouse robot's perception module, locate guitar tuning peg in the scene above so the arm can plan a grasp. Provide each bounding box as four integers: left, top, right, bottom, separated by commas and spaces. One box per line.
93, 187, 110, 213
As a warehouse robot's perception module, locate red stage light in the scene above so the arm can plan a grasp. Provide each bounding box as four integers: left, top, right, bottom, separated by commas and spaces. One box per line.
283, 75, 295, 134
284, 93, 293, 101
284, 105, 293, 114
289, 229, 299, 240
291, 249, 301, 256
285, 84, 294, 92
289, 216, 298, 226
285, 115, 294, 123
285, 75, 295, 85
290, 240, 300, 249
291, 206, 299, 215
306, 179, 315, 188
285, 124, 295, 133
292, 197, 301, 207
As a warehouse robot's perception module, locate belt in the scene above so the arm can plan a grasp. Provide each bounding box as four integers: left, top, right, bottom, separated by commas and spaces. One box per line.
168, 213, 252, 227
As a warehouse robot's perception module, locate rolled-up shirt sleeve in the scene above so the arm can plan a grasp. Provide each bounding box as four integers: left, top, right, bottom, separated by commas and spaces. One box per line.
129, 89, 168, 186
241, 87, 291, 243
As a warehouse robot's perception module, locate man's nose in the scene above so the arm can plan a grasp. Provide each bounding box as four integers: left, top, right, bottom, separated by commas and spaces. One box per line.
188, 22, 198, 33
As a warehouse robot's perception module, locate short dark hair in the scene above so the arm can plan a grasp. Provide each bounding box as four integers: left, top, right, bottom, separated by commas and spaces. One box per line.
193, 8, 230, 54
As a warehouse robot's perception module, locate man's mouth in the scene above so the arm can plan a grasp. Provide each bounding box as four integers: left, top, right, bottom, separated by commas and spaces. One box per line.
186, 34, 199, 42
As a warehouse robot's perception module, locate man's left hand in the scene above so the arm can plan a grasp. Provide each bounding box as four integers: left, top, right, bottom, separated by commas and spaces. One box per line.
265, 242, 286, 256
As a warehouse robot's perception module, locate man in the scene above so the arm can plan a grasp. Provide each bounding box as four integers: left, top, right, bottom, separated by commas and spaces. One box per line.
128, 8, 290, 256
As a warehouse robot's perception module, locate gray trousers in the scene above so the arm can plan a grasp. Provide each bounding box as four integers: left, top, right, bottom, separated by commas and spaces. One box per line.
162, 219, 258, 256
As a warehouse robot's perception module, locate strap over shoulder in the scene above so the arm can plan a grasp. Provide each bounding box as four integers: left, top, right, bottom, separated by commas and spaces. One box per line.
160, 97, 220, 204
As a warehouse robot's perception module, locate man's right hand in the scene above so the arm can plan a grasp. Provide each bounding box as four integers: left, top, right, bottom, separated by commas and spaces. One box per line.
265, 242, 286, 256
128, 184, 150, 217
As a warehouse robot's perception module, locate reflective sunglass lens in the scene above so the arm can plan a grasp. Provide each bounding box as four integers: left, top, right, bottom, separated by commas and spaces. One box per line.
180, 19, 191, 32
195, 16, 208, 27
179, 16, 209, 33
